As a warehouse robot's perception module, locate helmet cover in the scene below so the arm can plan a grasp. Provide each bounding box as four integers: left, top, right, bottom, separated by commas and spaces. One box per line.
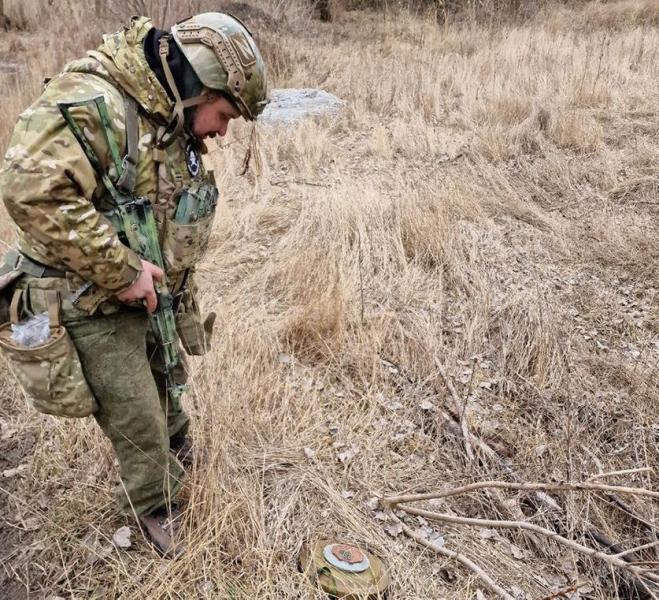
172, 12, 269, 120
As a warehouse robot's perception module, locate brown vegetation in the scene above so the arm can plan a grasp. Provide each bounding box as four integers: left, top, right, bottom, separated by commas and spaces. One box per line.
0, 0, 657, 598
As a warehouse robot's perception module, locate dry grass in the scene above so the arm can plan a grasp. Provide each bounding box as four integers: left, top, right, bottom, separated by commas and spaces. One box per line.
1, 0, 658, 598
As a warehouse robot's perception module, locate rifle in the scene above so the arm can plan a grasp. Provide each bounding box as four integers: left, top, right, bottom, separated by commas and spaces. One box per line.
58, 95, 185, 403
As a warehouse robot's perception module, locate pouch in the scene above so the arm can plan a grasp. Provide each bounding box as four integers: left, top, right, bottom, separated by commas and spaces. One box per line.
0, 289, 97, 418
163, 212, 215, 272
175, 288, 216, 356
163, 177, 218, 273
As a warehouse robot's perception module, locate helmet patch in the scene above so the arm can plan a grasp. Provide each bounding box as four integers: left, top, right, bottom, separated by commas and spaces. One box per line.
186, 142, 201, 177
229, 32, 257, 69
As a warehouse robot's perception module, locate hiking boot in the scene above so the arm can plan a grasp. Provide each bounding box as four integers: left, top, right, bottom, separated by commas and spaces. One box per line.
170, 432, 194, 468
139, 505, 185, 559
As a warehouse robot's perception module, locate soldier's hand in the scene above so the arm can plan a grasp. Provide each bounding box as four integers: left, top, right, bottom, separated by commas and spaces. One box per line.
116, 259, 164, 313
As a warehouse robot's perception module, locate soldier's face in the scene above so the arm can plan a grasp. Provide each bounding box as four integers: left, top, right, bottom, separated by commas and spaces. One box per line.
193, 95, 241, 139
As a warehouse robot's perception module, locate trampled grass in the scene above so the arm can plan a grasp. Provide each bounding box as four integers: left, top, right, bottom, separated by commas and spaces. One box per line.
0, 1, 657, 598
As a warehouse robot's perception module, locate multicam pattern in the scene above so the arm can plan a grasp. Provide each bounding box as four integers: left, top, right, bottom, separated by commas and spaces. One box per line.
172, 12, 269, 120
0, 17, 220, 517
0, 321, 97, 418
0, 16, 212, 313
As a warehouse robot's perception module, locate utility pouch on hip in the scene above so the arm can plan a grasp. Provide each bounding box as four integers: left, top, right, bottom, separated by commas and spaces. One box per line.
175, 287, 216, 356
0, 289, 97, 418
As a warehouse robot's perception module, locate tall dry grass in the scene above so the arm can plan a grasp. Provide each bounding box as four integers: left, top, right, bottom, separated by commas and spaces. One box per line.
0, 1, 657, 598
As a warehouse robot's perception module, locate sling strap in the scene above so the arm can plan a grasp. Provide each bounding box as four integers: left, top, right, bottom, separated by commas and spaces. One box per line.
116, 95, 140, 194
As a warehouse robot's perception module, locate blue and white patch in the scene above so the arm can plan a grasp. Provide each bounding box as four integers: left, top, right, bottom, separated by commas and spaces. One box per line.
186, 142, 201, 177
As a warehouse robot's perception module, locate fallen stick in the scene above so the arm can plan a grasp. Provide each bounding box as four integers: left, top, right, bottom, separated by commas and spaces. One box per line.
434, 357, 474, 462
387, 510, 515, 600
614, 540, 659, 560
379, 357, 659, 593
384, 480, 659, 506
395, 504, 659, 585
588, 467, 652, 481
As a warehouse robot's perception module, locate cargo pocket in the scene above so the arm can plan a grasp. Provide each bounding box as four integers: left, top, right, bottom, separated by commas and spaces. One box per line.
0, 289, 97, 418
175, 288, 216, 356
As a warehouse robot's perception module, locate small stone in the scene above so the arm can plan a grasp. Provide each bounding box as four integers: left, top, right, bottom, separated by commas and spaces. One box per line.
200, 581, 217, 594
384, 522, 403, 537
2, 464, 28, 478
534, 444, 548, 457
365, 497, 380, 510
112, 526, 132, 549
479, 528, 498, 540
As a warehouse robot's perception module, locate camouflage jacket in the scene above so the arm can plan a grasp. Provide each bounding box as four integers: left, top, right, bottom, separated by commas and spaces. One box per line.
0, 17, 215, 314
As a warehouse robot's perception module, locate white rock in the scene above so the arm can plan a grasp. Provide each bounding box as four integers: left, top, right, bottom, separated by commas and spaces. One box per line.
112, 526, 132, 549
261, 88, 345, 125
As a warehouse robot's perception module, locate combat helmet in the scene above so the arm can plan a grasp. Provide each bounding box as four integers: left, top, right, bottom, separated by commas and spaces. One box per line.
171, 12, 269, 121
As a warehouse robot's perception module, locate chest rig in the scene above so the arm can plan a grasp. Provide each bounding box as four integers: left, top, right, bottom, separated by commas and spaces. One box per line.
57, 93, 217, 404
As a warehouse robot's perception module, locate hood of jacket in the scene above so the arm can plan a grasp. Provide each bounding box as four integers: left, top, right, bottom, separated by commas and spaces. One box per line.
63, 16, 173, 124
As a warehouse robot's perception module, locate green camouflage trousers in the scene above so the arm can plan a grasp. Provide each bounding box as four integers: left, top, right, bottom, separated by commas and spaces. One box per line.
20, 277, 188, 516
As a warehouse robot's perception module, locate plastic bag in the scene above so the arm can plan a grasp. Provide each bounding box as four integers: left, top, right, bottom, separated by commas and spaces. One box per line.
10, 312, 50, 348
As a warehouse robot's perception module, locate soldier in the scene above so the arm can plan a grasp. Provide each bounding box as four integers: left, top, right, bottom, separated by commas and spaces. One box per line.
0, 13, 268, 557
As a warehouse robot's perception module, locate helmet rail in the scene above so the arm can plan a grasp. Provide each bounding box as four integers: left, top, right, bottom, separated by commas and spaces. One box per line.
175, 24, 256, 120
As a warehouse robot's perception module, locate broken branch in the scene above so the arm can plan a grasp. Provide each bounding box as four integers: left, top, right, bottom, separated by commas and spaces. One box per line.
397, 504, 659, 585
434, 357, 474, 462
587, 467, 652, 481
384, 480, 659, 506
388, 510, 515, 600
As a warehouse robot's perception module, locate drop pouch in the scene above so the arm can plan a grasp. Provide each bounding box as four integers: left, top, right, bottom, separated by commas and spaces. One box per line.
0, 289, 97, 418
175, 287, 216, 356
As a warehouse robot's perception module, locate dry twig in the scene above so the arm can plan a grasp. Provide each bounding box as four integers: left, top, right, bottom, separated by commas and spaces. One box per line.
384, 479, 659, 596
384, 480, 659, 506
396, 503, 659, 584
387, 510, 516, 600
588, 467, 652, 481
434, 357, 474, 461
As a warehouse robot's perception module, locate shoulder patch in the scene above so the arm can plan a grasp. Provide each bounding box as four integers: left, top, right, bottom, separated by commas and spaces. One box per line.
185, 142, 201, 177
